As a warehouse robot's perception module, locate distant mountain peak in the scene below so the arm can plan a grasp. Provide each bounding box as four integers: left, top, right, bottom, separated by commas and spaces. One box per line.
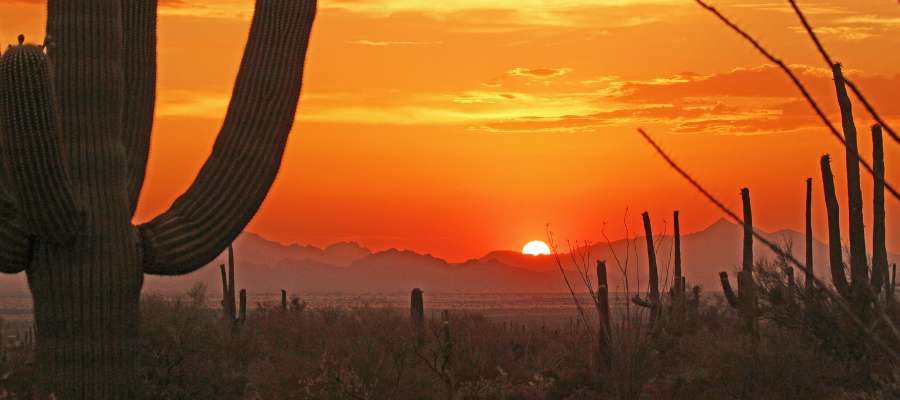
705, 217, 737, 232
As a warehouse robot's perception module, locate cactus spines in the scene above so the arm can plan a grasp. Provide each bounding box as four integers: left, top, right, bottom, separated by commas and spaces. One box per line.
805, 177, 814, 291
871, 124, 887, 297
0, 42, 80, 243
0, 0, 318, 396
821, 155, 851, 297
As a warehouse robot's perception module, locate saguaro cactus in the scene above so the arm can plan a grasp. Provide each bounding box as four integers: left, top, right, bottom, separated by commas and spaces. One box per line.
632, 212, 661, 324
219, 244, 238, 320
0, 0, 318, 397
411, 288, 425, 344
832, 65, 869, 296
805, 178, 814, 291
872, 125, 888, 297
596, 260, 611, 368
672, 210, 684, 306
239, 289, 248, 323
720, 189, 758, 336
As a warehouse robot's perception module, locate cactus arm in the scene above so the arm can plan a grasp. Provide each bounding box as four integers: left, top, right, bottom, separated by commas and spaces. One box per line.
0, 193, 31, 273
832, 64, 868, 288
121, 0, 158, 215
720, 272, 739, 308
139, 0, 317, 276
0, 44, 80, 243
821, 155, 851, 297
631, 295, 654, 308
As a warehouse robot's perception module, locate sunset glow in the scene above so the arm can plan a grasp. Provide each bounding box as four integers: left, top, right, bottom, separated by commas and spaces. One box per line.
1, 0, 896, 260
522, 240, 551, 256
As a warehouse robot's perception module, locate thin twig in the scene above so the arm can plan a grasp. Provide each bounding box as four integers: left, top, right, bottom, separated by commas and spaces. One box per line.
787, 0, 898, 144
637, 128, 900, 363
694, 0, 899, 201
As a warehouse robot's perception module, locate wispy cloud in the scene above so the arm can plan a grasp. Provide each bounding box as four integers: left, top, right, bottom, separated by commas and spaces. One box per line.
348, 39, 442, 47
508, 67, 573, 79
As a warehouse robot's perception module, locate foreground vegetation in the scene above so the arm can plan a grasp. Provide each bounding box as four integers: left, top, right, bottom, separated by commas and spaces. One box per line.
1, 278, 898, 399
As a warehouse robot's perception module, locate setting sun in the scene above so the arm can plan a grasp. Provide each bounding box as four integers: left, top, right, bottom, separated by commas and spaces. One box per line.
522, 240, 551, 256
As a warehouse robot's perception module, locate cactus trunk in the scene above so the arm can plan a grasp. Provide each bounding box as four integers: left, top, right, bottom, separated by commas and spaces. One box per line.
739, 188, 758, 336
832, 64, 870, 310
596, 260, 611, 368
821, 155, 851, 297
411, 288, 425, 344
805, 178, 814, 291
641, 212, 661, 323
239, 289, 247, 323
871, 124, 888, 297
673, 210, 683, 305
0, 0, 318, 397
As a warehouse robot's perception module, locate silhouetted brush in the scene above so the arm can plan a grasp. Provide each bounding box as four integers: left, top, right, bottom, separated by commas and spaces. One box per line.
0, 1, 318, 396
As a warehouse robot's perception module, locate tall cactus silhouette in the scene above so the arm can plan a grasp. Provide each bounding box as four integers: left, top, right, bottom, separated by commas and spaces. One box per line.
719, 188, 758, 336
0, 0, 317, 397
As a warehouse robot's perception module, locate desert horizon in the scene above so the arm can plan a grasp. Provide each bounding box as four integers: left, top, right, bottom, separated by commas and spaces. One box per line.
0, 0, 897, 398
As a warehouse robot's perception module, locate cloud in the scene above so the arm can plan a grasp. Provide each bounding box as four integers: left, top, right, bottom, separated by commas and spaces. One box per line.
508, 67, 573, 79
155, 63, 899, 138
348, 40, 442, 47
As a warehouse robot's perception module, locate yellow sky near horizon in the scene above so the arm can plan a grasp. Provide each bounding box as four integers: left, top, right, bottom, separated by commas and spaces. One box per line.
1, 0, 898, 260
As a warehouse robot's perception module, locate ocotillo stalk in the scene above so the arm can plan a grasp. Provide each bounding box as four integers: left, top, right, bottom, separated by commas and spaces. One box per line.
239, 289, 247, 323
281, 289, 288, 311
596, 260, 611, 368
872, 124, 888, 297
411, 288, 425, 344
821, 155, 851, 297
833, 64, 869, 301
805, 178, 814, 291
642, 212, 661, 322
673, 210, 683, 304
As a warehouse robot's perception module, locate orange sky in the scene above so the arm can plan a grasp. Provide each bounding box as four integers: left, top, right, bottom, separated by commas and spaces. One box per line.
2, 0, 898, 261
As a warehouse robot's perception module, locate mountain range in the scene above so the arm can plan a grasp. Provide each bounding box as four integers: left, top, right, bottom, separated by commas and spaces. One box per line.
0, 219, 895, 295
